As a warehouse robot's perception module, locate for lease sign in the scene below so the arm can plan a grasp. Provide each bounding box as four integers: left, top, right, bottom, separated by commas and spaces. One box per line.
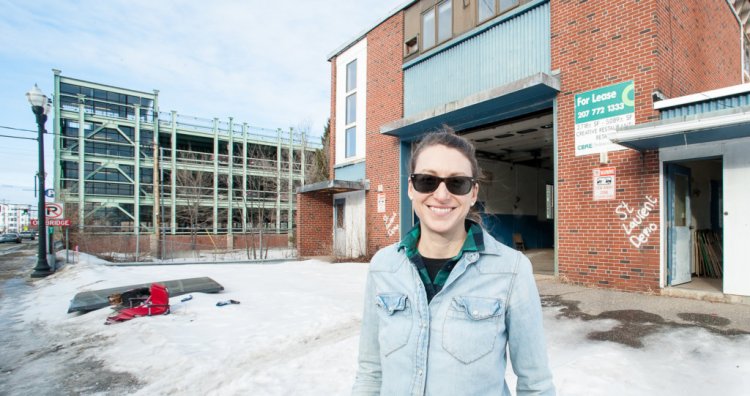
574, 80, 635, 156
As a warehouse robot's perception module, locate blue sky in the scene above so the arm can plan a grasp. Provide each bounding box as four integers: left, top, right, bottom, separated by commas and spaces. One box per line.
0, 0, 403, 210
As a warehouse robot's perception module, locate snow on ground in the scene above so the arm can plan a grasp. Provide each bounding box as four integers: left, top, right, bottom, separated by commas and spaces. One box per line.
7, 254, 750, 395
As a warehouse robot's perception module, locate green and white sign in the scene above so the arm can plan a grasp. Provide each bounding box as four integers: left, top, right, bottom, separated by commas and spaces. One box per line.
574, 80, 635, 156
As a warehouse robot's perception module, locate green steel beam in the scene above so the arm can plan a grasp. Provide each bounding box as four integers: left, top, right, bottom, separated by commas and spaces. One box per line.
242, 122, 248, 233
276, 129, 281, 230
171, 110, 177, 235
288, 128, 293, 231
213, 118, 219, 234
77, 95, 85, 231
134, 104, 141, 240
227, 117, 234, 236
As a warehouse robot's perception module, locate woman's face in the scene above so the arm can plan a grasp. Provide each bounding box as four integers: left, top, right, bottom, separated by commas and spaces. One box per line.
408, 144, 478, 239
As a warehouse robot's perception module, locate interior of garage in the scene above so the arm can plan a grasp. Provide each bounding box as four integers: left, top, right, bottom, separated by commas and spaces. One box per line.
461, 110, 555, 274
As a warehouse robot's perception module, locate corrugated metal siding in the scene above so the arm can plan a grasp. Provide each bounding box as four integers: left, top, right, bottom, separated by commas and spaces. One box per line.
660, 93, 750, 119
404, 2, 551, 117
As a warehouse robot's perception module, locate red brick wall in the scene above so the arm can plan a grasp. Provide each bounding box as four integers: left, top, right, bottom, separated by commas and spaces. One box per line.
365, 12, 405, 255
73, 233, 290, 257
296, 191, 334, 256
655, 0, 742, 98
552, 0, 741, 292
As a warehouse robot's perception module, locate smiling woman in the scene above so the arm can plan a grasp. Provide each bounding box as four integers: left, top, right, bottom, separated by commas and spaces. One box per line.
353, 129, 555, 395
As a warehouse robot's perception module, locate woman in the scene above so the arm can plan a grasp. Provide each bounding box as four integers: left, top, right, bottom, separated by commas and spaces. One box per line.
353, 130, 555, 395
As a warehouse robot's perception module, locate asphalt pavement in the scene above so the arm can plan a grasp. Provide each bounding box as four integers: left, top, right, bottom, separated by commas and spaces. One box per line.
534, 275, 750, 348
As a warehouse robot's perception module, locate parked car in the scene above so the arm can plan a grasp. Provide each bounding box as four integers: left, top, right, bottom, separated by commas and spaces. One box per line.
0, 233, 22, 244
19, 231, 35, 240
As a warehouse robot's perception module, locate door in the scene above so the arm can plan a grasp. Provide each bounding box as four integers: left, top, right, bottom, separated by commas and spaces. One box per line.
333, 198, 346, 257
666, 163, 692, 285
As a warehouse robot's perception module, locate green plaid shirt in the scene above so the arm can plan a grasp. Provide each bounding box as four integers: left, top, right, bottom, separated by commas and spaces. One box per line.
398, 221, 484, 303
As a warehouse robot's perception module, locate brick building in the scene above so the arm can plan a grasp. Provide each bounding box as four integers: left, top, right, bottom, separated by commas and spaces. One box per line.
298, 0, 750, 299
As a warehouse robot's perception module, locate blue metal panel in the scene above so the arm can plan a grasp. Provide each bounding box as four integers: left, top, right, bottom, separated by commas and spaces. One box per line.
404, 1, 551, 116
334, 161, 365, 181
660, 93, 750, 119
399, 140, 414, 237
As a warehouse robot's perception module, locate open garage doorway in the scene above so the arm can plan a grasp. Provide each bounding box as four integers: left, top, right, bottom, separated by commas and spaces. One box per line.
462, 110, 555, 275
665, 158, 723, 293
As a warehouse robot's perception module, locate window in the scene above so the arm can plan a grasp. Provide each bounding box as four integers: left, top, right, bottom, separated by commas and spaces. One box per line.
346, 93, 356, 124
346, 60, 357, 91
478, 0, 495, 22
334, 198, 345, 228
545, 184, 554, 220
422, 0, 452, 50
478, 0, 519, 23
422, 9, 435, 49
345, 127, 356, 158
344, 58, 358, 158
437, 1, 452, 43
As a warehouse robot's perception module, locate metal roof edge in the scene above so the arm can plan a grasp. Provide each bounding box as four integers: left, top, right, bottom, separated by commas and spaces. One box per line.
297, 179, 367, 193
654, 83, 750, 110
380, 72, 560, 134
614, 104, 750, 143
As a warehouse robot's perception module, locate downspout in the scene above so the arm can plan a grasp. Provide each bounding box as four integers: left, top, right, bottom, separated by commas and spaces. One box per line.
725, 0, 746, 82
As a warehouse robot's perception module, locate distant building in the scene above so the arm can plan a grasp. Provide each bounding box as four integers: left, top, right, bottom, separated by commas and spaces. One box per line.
298, 0, 750, 299
52, 71, 320, 255
0, 203, 32, 233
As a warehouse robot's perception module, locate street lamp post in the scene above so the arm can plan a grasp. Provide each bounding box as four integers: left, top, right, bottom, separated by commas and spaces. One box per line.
27, 84, 52, 278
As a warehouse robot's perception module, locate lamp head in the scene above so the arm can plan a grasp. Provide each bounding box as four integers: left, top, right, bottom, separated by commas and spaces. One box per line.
26, 84, 47, 108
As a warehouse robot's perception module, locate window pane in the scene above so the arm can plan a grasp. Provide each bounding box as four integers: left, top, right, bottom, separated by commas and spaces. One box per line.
422, 10, 435, 49
478, 0, 495, 22
546, 184, 555, 219
346, 93, 356, 124
438, 0, 452, 43
335, 199, 345, 228
345, 127, 356, 158
499, 0, 519, 12
346, 60, 357, 92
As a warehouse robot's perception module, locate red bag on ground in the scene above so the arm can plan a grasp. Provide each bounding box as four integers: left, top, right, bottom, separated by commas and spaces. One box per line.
105, 283, 170, 325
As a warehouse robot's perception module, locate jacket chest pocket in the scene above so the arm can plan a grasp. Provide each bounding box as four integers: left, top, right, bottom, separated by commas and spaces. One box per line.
442, 296, 504, 364
375, 292, 413, 356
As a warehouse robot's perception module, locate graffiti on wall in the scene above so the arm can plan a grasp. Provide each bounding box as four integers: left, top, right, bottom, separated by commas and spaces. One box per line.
383, 212, 399, 238
615, 195, 658, 248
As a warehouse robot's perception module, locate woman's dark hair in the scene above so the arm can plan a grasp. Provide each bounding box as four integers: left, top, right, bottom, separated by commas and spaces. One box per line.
409, 127, 484, 225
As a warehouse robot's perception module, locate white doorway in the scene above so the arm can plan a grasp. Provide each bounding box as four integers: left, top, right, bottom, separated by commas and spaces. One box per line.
332, 191, 366, 258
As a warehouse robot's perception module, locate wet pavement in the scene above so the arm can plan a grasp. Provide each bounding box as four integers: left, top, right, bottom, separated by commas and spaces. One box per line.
536, 275, 750, 348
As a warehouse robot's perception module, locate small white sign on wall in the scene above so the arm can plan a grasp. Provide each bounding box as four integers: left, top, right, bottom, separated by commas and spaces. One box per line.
593, 167, 616, 201
377, 193, 386, 213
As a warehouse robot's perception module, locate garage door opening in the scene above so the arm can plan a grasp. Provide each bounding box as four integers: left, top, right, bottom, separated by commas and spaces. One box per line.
462, 110, 555, 275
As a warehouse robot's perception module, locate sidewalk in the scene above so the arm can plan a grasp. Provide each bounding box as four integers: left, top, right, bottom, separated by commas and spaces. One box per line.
535, 275, 750, 336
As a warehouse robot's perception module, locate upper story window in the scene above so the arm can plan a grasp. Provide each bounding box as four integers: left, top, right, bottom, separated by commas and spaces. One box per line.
346, 59, 357, 91
478, 0, 519, 24
345, 59, 357, 158
422, 0, 452, 50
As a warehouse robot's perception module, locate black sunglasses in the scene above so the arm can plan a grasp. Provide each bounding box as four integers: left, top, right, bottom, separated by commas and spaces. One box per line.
410, 174, 476, 195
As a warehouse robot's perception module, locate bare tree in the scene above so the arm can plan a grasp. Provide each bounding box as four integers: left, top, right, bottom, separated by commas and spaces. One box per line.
174, 161, 214, 254
307, 118, 330, 184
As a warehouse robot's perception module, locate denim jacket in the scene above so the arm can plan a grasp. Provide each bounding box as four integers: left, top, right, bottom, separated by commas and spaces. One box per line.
352, 230, 555, 395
